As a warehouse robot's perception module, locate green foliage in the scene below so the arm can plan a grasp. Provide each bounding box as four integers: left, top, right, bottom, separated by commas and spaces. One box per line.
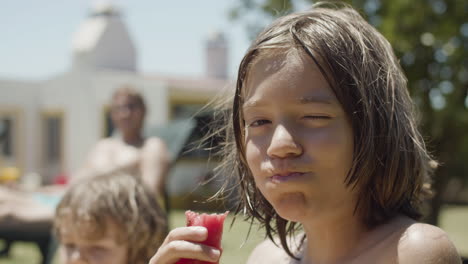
230, 0, 468, 224
353, 0, 468, 223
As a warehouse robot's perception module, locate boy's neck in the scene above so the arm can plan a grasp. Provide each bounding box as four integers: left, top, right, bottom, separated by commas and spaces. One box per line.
300, 209, 372, 264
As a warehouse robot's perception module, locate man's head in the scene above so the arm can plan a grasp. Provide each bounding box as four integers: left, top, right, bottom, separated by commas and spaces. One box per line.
110, 86, 146, 138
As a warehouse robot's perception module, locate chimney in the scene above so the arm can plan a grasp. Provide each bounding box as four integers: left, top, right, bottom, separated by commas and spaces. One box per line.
205, 31, 228, 79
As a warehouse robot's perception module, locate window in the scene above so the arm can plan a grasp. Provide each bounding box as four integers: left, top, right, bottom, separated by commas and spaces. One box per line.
0, 111, 20, 169
41, 112, 64, 182
172, 104, 207, 120
170, 103, 221, 159
44, 117, 61, 162
102, 106, 114, 137
0, 118, 13, 158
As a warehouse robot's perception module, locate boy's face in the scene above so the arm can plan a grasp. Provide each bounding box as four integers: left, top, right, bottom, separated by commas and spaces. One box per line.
242, 51, 357, 224
59, 220, 128, 264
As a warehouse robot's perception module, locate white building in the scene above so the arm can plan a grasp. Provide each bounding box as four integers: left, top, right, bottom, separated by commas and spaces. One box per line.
0, 4, 231, 198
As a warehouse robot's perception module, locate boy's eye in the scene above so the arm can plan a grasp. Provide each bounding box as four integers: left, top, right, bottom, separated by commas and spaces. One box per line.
247, 119, 271, 127
303, 115, 331, 120
64, 243, 76, 254
88, 246, 110, 259
64, 243, 75, 249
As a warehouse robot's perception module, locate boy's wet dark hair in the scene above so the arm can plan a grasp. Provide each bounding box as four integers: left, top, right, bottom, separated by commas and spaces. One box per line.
218, 2, 435, 258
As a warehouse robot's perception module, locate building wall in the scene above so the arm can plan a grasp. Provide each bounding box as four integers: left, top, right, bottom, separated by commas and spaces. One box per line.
40, 72, 93, 178
0, 79, 40, 175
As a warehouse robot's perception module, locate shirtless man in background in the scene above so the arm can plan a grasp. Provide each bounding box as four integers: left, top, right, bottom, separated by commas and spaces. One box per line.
77, 86, 170, 209
0, 85, 170, 231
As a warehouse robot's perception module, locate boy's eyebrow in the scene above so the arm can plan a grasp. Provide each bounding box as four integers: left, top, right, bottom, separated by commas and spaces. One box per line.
299, 95, 335, 105
242, 100, 264, 108
243, 95, 335, 108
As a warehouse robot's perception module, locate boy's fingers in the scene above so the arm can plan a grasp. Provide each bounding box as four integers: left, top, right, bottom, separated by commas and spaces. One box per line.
164, 226, 208, 243
149, 240, 221, 264
148, 226, 218, 264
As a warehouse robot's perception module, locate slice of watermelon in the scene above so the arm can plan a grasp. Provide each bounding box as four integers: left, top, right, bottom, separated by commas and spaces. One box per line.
176, 211, 229, 264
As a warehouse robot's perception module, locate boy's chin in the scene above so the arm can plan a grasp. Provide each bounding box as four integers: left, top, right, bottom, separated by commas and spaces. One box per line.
272, 193, 308, 222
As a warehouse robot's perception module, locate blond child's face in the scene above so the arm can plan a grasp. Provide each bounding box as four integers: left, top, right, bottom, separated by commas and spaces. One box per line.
242, 51, 357, 224
58, 220, 128, 264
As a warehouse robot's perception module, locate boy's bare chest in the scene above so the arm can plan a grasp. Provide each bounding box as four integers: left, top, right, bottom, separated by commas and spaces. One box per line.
254, 235, 399, 264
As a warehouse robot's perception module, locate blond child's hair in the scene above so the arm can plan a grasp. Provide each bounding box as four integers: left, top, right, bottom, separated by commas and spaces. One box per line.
54, 172, 167, 264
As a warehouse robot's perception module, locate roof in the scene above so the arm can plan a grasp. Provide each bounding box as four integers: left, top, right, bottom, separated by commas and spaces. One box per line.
146, 73, 235, 101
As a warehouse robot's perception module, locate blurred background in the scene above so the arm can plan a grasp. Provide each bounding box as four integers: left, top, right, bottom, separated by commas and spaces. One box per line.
0, 0, 249, 213
0, 0, 467, 263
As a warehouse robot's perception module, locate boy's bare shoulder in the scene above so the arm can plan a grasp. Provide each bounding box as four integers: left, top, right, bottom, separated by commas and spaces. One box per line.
247, 238, 300, 264
398, 222, 461, 264
246, 239, 288, 264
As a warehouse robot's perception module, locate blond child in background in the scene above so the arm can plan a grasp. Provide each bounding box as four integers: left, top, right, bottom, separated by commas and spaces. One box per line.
54, 172, 167, 264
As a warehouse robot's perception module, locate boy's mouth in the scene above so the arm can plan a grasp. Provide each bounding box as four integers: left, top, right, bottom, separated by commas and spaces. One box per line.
270, 172, 306, 183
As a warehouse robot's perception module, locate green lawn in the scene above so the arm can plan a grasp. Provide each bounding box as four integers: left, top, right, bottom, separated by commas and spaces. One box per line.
439, 205, 468, 256
0, 241, 43, 264
0, 207, 466, 264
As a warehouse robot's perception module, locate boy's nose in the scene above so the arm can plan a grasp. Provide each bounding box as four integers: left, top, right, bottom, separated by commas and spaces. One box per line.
68, 251, 88, 264
267, 124, 302, 158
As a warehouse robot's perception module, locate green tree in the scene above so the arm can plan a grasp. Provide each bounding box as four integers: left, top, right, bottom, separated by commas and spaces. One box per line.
230, 0, 468, 225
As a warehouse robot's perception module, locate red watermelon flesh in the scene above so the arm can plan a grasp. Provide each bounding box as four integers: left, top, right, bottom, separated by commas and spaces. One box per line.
176, 211, 229, 264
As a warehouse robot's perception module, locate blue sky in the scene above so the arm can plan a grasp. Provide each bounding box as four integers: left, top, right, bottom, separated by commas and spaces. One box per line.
0, 0, 251, 80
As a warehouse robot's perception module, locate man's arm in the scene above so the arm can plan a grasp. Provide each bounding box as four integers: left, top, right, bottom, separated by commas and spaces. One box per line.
72, 139, 115, 180
140, 137, 170, 197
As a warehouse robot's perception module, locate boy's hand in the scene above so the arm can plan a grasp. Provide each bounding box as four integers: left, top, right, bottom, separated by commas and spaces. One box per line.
149, 226, 221, 264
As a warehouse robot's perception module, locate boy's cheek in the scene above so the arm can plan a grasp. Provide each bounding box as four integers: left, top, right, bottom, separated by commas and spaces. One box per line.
58, 246, 69, 263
